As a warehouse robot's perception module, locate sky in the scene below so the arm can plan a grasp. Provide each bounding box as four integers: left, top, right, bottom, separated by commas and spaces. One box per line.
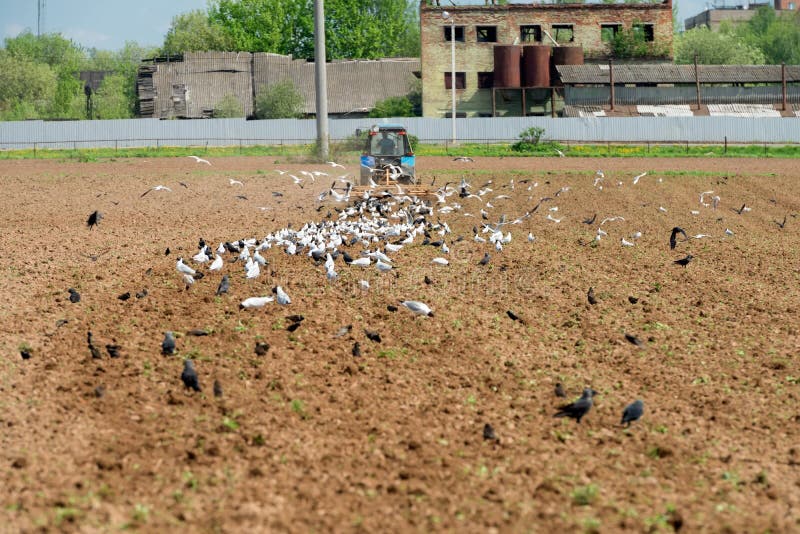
0, 0, 711, 52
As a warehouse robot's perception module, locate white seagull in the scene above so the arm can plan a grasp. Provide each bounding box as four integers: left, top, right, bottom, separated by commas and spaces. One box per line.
240, 296, 274, 309
275, 286, 291, 305
209, 254, 224, 271
176, 258, 196, 276
140, 185, 172, 197
400, 300, 434, 317
187, 155, 211, 165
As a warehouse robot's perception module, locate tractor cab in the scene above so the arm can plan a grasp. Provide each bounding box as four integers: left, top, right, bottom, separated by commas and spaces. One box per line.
360, 124, 416, 186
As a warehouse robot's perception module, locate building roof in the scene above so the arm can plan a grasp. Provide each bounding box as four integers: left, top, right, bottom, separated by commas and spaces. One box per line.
138, 52, 420, 118
556, 64, 800, 84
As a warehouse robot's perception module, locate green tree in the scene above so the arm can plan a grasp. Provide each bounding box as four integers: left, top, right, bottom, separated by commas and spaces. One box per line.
0, 52, 56, 119
209, 0, 301, 55
741, 8, 800, 64
179, 0, 419, 59
254, 80, 304, 119
369, 96, 413, 118
94, 73, 134, 118
162, 10, 235, 55
611, 26, 669, 59
213, 94, 244, 118
674, 26, 766, 64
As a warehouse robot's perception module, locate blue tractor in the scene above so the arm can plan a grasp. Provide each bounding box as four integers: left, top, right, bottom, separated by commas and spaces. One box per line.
359, 124, 416, 186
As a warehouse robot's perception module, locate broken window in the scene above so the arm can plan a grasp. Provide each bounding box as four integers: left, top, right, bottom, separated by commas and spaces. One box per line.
520, 25, 542, 43
478, 72, 494, 88
444, 26, 465, 42
632, 23, 655, 42
476, 26, 497, 42
444, 72, 466, 90
601, 24, 622, 43
552, 24, 574, 43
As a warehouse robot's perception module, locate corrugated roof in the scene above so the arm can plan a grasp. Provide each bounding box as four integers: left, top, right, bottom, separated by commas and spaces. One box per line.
140, 52, 419, 118
557, 64, 800, 85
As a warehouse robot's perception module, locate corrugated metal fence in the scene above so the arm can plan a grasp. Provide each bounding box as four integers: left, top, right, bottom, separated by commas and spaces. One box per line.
1, 116, 799, 150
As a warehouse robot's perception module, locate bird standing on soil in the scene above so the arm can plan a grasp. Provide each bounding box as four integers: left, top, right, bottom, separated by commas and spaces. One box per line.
181, 359, 201, 392
274, 286, 291, 305
674, 254, 693, 267
216, 275, 230, 296
176, 258, 196, 276
162, 331, 176, 355
483, 423, 498, 441
68, 288, 81, 303
587, 287, 597, 305
554, 383, 567, 398
213, 379, 223, 398
554, 388, 598, 423
621, 400, 644, 427
400, 300, 434, 317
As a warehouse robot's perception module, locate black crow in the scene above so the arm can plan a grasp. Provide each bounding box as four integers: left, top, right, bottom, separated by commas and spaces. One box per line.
162, 331, 176, 355
621, 399, 644, 427
625, 333, 646, 348
483, 423, 497, 441
254, 342, 270, 356
213, 379, 223, 398
554, 388, 597, 423
669, 227, 687, 250
68, 288, 81, 303
555, 383, 566, 398
216, 275, 230, 296
479, 253, 491, 266
587, 287, 597, 305
181, 359, 201, 392
674, 254, 693, 267
86, 210, 103, 230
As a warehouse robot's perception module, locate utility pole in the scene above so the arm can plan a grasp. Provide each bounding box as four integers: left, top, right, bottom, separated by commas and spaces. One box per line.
314, 0, 329, 161
38, 0, 46, 37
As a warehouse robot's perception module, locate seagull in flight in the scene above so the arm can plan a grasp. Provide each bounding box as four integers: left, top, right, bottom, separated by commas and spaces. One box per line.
187, 155, 211, 165
140, 185, 172, 197
229, 178, 244, 186
632, 172, 647, 185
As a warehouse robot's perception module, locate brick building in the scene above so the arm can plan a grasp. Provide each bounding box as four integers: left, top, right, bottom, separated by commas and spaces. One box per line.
420, 1, 674, 118
685, 1, 798, 31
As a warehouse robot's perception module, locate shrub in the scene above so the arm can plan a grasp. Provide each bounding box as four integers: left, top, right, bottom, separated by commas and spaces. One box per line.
254, 80, 304, 119
213, 94, 244, 118
369, 96, 414, 118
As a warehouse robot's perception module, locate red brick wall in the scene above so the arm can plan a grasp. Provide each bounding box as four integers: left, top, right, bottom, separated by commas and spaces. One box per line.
420, 1, 674, 117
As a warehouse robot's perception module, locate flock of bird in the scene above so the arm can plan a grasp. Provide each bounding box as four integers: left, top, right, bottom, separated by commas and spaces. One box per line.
74, 154, 794, 433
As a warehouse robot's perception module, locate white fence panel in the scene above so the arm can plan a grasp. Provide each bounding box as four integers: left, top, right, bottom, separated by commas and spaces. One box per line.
1, 116, 799, 149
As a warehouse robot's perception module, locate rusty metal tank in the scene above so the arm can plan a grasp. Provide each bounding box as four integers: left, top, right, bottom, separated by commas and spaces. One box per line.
493, 45, 522, 88
522, 45, 551, 87
551, 46, 584, 86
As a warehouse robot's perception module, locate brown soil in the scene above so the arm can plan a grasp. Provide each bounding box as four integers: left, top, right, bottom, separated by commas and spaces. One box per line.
1, 155, 799, 532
